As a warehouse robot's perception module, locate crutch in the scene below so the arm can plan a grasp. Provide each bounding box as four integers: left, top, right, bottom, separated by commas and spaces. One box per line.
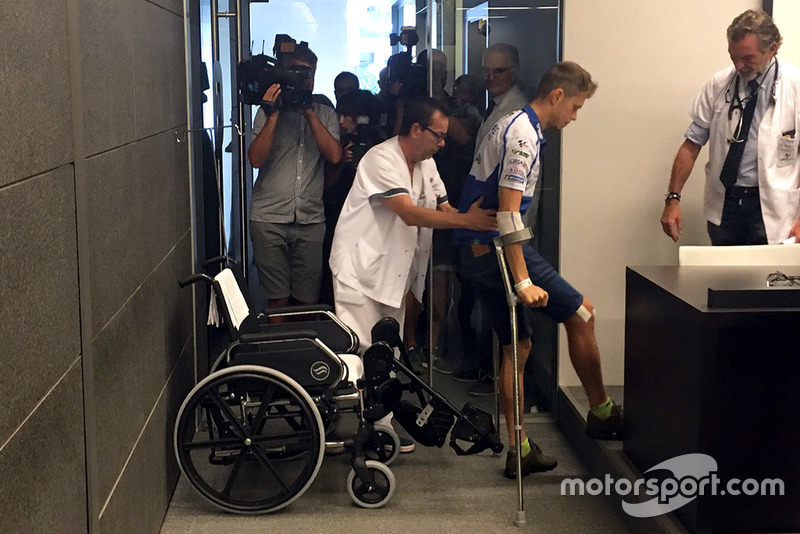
492, 227, 534, 528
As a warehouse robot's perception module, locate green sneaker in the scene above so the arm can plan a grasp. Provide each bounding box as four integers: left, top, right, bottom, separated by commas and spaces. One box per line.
503, 442, 557, 479
586, 403, 623, 440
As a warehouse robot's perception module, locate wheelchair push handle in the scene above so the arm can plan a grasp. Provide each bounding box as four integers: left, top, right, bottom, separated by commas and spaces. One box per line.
178, 273, 214, 288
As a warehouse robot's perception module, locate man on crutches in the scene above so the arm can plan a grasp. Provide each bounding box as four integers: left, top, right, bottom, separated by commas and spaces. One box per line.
454, 61, 623, 482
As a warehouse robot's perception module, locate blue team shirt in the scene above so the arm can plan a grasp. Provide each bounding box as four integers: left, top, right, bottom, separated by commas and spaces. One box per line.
453, 105, 546, 245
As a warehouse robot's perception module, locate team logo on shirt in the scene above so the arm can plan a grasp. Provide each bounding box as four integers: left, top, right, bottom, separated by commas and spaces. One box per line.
511, 149, 529, 158
516, 140, 530, 148
508, 158, 527, 166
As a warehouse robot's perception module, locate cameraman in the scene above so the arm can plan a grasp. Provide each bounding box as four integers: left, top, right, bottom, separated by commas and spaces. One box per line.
325, 89, 384, 224
248, 46, 342, 313
320, 89, 384, 306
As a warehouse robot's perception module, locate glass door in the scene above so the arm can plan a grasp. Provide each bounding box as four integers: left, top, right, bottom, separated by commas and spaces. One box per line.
235, 0, 562, 416
427, 0, 563, 416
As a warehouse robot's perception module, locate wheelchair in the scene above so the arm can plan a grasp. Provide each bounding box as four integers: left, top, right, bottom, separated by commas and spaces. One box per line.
173, 259, 503, 514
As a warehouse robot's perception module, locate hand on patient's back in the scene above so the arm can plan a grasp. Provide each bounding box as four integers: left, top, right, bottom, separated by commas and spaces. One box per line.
464, 197, 497, 232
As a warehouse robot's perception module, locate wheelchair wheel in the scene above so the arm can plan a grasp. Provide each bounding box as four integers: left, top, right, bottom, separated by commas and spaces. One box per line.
347, 460, 395, 509
209, 349, 227, 373
364, 423, 400, 466
174, 365, 325, 514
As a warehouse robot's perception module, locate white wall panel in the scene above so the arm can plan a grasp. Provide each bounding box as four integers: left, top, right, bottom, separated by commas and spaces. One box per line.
559, 0, 758, 386
774, 0, 800, 65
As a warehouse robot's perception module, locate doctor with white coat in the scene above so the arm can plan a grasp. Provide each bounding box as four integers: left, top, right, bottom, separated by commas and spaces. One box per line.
660, 9, 800, 245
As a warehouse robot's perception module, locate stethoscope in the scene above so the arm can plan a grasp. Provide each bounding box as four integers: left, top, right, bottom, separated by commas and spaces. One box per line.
725, 60, 778, 144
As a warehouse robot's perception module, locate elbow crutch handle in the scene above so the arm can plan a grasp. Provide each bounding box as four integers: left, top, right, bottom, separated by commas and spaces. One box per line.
492, 227, 534, 249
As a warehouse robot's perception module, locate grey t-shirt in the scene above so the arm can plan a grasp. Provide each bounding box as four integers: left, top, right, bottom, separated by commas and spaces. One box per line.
250, 102, 340, 224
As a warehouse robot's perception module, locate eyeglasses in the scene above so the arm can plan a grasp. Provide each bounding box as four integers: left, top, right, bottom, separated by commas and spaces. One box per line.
481, 66, 512, 78
766, 271, 800, 287
424, 126, 447, 142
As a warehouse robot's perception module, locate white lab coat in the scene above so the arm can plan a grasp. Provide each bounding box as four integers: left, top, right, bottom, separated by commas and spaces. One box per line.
692, 59, 800, 243
329, 136, 445, 309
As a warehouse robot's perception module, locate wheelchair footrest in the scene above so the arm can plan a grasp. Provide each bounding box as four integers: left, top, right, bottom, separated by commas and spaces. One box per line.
449, 403, 504, 456
393, 398, 455, 448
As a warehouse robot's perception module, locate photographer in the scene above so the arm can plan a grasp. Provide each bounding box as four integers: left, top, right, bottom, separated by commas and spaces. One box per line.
333, 71, 360, 106
248, 45, 342, 314
324, 89, 384, 225
320, 89, 384, 306
379, 28, 427, 136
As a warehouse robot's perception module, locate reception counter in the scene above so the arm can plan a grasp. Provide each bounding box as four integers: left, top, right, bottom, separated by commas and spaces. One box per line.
624, 265, 800, 533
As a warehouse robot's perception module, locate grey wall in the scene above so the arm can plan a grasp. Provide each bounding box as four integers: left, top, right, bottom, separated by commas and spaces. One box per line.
0, 0, 199, 532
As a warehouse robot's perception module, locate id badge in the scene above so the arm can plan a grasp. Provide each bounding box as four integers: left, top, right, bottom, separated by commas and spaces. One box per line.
777, 134, 797, 168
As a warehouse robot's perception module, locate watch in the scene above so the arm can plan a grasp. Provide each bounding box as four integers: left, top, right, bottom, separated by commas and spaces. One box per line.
260, 101, 277, 116
665, 192, 681, 204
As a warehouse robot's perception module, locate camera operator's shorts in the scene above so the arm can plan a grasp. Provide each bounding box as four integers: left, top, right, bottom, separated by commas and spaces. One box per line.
250, 220, 325, 303
458, 244, 583, 345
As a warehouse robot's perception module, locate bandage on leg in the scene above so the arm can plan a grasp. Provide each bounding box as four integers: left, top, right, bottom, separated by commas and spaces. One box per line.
576, 304, 593, 323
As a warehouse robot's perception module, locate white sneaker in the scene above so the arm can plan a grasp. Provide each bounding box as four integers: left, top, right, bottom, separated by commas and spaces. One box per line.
399, 436, 415, 453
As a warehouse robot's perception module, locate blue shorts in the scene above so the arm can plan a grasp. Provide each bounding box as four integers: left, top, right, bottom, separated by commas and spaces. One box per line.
459, 244, 583, 345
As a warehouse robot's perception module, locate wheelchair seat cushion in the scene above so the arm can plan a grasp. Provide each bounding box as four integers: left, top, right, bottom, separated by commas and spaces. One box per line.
338, 353, 363, 386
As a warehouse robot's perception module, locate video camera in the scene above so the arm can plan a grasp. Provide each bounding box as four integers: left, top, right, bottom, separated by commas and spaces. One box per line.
237, 34, 313, 111
342, 128, 372, 167
386, 27, 427, 99
342, 115, 386, 167
337, 90, 384, 167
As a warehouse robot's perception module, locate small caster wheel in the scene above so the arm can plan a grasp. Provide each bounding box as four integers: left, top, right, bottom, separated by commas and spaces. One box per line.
347, 460, 395, 508
365, 423, 400, 466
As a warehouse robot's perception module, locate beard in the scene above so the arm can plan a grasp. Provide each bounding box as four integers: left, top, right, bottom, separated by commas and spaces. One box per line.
738, 70, 759, 82
739, 58, 773, 82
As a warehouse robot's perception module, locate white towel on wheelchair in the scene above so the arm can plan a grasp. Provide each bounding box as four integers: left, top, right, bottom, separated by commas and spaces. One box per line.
214, 269, 249, 330
207, 287, 220, 327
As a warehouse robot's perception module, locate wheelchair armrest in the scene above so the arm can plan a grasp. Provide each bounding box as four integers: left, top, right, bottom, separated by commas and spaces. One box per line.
239, 329, 319, 344
262, 304, 333, 317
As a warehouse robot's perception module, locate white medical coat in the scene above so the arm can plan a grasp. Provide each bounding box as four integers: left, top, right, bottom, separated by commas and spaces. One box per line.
691, 59, 800, 243
329, 136, 447, 309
